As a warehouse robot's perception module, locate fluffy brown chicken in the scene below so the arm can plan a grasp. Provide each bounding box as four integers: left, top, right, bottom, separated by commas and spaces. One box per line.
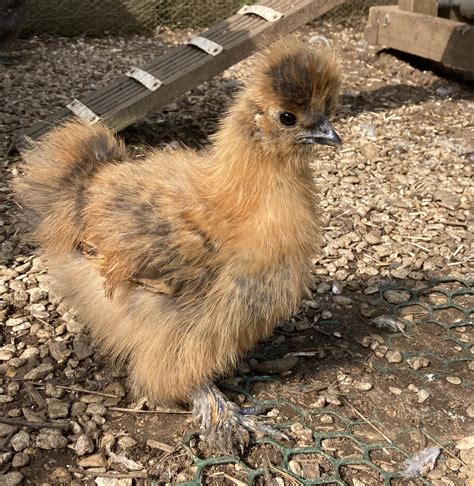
14, 38, 342, 452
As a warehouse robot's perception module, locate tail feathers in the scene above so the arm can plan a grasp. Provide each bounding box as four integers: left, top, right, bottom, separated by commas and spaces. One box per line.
13, 120, 126, 253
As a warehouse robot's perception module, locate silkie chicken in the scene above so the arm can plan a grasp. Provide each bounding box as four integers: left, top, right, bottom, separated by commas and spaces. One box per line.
14, 38, 342, 453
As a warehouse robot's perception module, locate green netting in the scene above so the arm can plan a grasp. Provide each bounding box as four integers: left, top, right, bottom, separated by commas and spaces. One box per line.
371, 278, 473, 386
152, 277, 472, 485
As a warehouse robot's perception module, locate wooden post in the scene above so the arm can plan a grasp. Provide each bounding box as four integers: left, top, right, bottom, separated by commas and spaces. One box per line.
399, 0, 438, 16
365, 6, 474, 72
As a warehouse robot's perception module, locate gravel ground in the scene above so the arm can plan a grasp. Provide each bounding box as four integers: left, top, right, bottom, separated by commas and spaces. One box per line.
0, 23, 473, 485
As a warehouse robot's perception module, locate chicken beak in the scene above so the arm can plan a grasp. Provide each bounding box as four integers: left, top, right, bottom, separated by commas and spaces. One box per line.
298, 117, 342, 147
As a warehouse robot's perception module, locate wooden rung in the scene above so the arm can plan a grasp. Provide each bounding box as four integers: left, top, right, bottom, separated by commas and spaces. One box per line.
365, 5, 474, 72
398, 0, 438, 16
15, 0, 345, 146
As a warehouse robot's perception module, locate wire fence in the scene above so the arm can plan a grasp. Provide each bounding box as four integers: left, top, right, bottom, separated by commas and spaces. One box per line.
20, 0, 398, 37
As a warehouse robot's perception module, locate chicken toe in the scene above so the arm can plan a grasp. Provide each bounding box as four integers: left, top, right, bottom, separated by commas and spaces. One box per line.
192, 383, 288, 454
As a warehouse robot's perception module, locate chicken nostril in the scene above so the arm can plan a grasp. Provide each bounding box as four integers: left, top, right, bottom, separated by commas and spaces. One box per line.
319, 119, 331, 134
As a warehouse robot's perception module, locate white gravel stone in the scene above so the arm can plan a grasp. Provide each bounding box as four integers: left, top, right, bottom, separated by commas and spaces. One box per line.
386, 350, 403, 363
95, 478, 133, 486
0, 423, 17, 437
320, 414, 334, 424
49, 341, 72, 364
0, 345, 15, 361
407, 357, 430, 371
23, 362, 54, 380
85, 403, 107, 417
36, 429, 68, 449
27, 287, 48, 302
456, 435, 474, 450
77, 452, 107, 468
417, 389, 431, 403
117, 436, 137, 449
1, 472, 24, 485
316, 282, 331, 294
0, 394, 14, 403
333, 295, 352, 306
5, 318, 27, 328
466, 404, 474, 418
75, 434, 95, 456
383, 290, 411, 304
446, 376, 461, 385
354, 381, 373, 391
11, 430, 30, 451
0, 451, 14, 465
47, 398, 70, 419
12, 452, 30, 468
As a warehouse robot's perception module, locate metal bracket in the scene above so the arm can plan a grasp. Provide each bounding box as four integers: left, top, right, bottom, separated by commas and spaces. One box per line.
66, 99, 100, 124
237, 5, 283, 22
126, 67, 162, 92
187, 36, 223, 56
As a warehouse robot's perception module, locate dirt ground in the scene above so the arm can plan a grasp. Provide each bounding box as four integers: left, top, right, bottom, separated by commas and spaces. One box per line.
0, 21, 473, 486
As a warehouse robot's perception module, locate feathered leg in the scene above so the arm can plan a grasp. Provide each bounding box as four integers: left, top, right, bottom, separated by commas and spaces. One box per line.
192, 382, 288, 454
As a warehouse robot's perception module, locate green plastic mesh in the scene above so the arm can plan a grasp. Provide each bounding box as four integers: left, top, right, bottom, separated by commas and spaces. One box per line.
152, 277, 472, 485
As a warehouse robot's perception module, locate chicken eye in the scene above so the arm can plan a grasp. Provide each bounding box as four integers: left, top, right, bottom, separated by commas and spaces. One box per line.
279, 112, 297, 127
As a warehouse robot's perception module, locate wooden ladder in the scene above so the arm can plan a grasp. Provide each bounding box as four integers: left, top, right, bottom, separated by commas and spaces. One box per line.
15, 0, 345, 146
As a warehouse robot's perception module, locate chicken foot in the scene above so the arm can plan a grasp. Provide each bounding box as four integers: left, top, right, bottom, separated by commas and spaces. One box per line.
192, 382, 288, 454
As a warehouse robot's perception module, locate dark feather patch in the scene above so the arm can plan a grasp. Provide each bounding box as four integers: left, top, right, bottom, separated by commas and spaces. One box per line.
267, 51, 315, 108
256, 39, 341, 116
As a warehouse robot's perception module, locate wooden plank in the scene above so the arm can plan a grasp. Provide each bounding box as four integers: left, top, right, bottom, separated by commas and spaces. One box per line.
364, 5, 474, 72
16, 0, 345, 146
398, 0, 438, 16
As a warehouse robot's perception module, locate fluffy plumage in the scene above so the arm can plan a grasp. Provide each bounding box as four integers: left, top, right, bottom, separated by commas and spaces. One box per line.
14, 38, 342, 448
